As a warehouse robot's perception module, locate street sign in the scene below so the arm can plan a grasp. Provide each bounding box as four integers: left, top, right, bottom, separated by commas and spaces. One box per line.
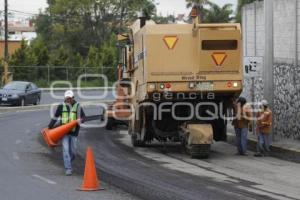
244, 56, 263, 77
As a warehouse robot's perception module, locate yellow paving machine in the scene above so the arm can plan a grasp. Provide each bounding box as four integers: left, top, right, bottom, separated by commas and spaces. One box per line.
107, 8, 243, 158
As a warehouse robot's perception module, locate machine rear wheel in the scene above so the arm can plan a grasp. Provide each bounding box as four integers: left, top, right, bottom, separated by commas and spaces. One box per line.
131, 134, 145, 147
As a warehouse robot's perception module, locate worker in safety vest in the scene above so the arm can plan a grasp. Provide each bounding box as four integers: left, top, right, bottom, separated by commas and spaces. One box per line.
255, 100, 273, 157
48, 90, 85, 176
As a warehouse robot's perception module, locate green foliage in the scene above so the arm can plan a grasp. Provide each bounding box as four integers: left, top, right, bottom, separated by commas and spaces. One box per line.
185, 0, 234, 23
31, 37, 49, 66
9, 0, 157, 86
36, 0, 157, 57
186, 0, 211, 22
9, 40, 34, 66
9, 40, 36, 81
204, 3, 234, 23
236, 0, 259, 23
11, 0, 156, 86
153, 15, 176, 24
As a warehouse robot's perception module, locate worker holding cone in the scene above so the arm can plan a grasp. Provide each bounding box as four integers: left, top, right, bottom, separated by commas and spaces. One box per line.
48, 90, 86, 176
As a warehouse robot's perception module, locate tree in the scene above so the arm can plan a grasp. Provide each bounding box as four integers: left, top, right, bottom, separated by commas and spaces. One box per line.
9, 40, 35, 66
204, 3, 234, 23
140, 0, 157, 20
30, 37, 49, 66
99, 34, 117, 82
34, 0, 156, 64
9, 40, 36, 81
9, 0, 158, 86
236, 0, 259, 23
153, 14, 176, 24
186, 0, 211, 22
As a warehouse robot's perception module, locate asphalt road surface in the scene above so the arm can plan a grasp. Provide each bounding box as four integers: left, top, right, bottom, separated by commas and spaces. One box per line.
0, 108, 300, 200
0, 108, 139, 200
0, 90, 114, 107
40, 90, 115, 105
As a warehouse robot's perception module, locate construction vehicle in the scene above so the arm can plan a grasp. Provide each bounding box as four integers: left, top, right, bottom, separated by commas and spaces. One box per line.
106, 7, 243, 158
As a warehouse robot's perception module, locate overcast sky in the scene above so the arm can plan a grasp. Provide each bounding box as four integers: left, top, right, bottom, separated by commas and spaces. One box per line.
155, 0, 237, 16
0, 0, 237, 17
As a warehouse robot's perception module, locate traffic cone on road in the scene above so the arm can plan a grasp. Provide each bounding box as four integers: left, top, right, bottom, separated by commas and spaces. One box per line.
41, 119, 80, 148
78, 147, 104, 191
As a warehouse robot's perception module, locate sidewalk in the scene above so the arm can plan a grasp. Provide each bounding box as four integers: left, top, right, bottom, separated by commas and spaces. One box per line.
227, 125, 300, 163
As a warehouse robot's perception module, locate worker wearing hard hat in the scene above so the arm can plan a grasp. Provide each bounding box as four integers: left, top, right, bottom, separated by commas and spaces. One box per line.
255, 100, 273, 157
48, 90, 86, 175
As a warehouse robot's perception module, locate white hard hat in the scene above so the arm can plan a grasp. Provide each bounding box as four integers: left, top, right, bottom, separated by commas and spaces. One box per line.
64, 90, 74, 99
261, 100, 268, 106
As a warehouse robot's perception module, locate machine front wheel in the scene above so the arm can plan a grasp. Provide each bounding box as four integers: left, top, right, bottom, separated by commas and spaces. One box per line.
106, 117, 115, 130
187, 144, 211, 159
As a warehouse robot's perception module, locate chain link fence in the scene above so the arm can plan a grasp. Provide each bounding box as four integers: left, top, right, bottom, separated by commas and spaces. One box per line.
5, 66, 116, 88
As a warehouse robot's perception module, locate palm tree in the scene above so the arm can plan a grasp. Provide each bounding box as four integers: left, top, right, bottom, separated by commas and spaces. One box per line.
236, 0, 260, 23
186, 0, 211, 22
141, 0, 157, 20
204, 3, 234, 23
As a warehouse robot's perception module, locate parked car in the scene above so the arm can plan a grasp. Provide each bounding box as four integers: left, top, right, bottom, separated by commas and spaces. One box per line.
0, 81, 42, 106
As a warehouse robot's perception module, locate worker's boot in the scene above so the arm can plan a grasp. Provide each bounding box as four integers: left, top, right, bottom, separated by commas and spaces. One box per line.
65, 169, 73, 176
254, 152, 263, 157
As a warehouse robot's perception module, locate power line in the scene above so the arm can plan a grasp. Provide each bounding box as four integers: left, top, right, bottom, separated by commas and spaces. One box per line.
8, 9, 38, 16
0, 9, 38, 16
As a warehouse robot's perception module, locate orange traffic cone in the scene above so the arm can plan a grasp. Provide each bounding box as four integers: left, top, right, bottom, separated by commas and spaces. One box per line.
41, 119, 80, 148
78, 147, 104, 191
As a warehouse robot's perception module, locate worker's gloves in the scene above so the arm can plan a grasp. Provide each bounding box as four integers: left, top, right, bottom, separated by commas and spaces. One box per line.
80, 118, 86, 124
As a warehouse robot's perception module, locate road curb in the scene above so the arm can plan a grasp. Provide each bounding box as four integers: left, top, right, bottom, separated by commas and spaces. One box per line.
0, 104, 51, 114
227, 132, 300, 163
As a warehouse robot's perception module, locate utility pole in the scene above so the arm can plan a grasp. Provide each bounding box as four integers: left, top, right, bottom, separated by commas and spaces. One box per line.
2, 0, 9, 84
264, 0, 274, 140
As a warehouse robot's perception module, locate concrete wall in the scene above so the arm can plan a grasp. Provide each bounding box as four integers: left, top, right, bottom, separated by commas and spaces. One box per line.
242, 0, 300, 139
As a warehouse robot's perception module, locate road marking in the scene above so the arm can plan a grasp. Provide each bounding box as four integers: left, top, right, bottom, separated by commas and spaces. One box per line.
12, 152, 20, 160
32, 174, 57, 185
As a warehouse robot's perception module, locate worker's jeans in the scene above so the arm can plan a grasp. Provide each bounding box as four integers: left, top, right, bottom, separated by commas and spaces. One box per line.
257, 133, 270, 154
62, 135, 77, 170
235, 128, 248, 154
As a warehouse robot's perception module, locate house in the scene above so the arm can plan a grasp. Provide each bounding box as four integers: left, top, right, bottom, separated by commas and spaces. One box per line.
0, 40, 22, 60
0, 20, 37, 42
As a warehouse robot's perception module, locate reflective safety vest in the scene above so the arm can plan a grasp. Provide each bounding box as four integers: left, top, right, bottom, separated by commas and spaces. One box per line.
62, 103, 79, 131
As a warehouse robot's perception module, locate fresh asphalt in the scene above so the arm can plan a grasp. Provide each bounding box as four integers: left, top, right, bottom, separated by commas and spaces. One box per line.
0, 108, 300, 200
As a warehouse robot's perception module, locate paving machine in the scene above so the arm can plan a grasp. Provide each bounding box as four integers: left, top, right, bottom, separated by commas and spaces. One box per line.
106, 8, 243, 158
